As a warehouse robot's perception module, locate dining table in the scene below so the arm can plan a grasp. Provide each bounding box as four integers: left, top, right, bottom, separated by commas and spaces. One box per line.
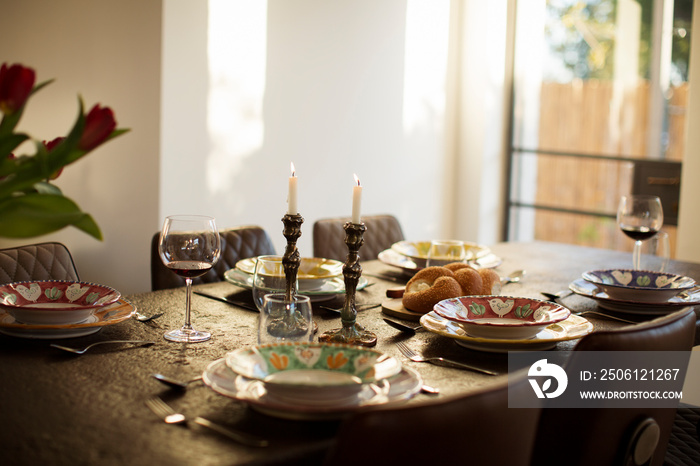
0, 240, 698, 466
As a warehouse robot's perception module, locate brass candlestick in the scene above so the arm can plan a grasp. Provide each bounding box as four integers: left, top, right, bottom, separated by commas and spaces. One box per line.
319, 221, 377, 347
281, 213, 304, 302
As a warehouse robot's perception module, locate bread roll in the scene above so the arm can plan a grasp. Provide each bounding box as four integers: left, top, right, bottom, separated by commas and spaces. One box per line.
454, 267, 483, 295
478, 268, 502, 295
443, 262, 472, 273
402, 267, 463, 314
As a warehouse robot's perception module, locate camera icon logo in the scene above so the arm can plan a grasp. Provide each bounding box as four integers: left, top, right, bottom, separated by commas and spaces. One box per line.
528, 358, 568, 399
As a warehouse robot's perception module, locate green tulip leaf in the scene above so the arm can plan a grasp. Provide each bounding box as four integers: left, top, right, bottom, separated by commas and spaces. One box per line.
0, 193, 102, 240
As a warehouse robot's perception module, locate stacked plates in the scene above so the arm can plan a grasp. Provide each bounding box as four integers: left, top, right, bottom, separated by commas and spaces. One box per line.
223, 256, 370, 301
433, 296, 571, 340
0, 280, 135, 339
202, 342, 422, 420
570, 268, 700, 315
420, 295, 584, 353
378, 240, 502, 275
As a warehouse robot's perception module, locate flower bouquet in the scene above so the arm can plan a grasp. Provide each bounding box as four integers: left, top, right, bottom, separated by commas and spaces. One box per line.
0, 62, 129, 240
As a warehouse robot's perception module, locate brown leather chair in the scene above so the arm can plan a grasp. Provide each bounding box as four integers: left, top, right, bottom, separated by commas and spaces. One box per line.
531, 308, 697, 466
322, 373, 540, 466
151, 225, 276, 291
0, 242, 80, 284
312, 214, 404, 262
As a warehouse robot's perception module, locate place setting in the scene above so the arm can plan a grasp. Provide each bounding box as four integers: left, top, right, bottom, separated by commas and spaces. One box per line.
563, 194, 700, 316
378, 238, 503, 276
0, 279, 137, 339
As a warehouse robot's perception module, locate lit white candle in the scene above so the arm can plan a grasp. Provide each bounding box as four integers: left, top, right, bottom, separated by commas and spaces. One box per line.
352, 174, 362, 224
288, 162, 298, 214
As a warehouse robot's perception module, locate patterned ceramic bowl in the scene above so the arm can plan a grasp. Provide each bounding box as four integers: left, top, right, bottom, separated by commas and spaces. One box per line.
0, 280, 122, 325
391, 240, 490, 268
225, 342, 402, 404
433, 296, 571, 340
235, 256, 343, 291
582, 269, 696, 303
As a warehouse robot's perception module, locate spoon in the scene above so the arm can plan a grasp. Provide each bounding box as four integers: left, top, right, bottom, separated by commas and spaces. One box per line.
152, 373, 203, 390
421, 385, 440, 395
135, 312, 164, 323
501, 270, 525, 285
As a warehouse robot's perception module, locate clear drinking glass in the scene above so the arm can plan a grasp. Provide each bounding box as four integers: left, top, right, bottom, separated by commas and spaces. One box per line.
426, 240, 466, 267
252, 255, 296, 311
617, 195, 664, 270
158, 215, 221, 342
258, 293, 313, 344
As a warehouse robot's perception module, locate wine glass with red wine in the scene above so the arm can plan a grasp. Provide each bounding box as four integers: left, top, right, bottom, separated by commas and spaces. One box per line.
617, 195, 663, 270
158, 215, 221, 342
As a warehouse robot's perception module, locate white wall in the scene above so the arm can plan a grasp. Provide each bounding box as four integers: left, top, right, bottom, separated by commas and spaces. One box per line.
161, 0, 454, 259
0, 0, 523, 294
0, 0, 162, 294
677, 0, 700, 263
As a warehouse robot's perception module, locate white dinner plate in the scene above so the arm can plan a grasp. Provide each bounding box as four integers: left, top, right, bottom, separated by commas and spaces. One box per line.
0, 299, 136, 339
202, 358, 422, 421
378, 249, 502, 276
569, 278, 700, 315
223, 268, 370, 302
420, 311, 593, 353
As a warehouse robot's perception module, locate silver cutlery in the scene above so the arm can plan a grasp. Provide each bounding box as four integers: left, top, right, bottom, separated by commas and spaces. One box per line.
572, 310, 640, 324
420, 385, 440, 395
134, 311, 164, 323
319, 303, 381, 314
541, 290, 573, 301
501, 269, 525, 284
383, 317, 422, 333
541, 291, 639, 324
395, 341, 499, 376
363, 272, 406, 283
50, 340, 155, 354
144, 396, 269, 447
152, 373, 203, 390
193, 291, 257, 311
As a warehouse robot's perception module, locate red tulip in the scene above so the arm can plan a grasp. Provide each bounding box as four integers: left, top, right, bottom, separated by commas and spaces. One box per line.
78, 104, 116, 151
0, 63, 36, 115
43, 137, 65, 179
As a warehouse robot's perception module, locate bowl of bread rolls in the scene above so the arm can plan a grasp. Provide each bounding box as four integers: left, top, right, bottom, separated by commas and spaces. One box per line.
401, 263, 502, 314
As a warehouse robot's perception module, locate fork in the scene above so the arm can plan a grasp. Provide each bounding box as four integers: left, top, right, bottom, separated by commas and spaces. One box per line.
144, 396, 269, 447
395, 341, 499, 376
50, 340, 155, 354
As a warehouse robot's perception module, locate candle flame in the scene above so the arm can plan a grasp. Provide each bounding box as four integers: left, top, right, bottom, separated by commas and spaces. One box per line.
353, 173, 360, 186
290, 162, 296, 177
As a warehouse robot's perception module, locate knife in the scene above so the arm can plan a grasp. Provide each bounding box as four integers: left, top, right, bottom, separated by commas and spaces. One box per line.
193, 291, 258, 312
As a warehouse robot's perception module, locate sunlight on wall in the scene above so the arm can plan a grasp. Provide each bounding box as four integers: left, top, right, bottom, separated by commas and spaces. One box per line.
402, 0, 450, 134
207, 0, 267, 193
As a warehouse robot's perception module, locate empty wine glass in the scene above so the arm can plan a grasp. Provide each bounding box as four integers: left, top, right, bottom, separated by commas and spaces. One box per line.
252, 255, 296, 311
258, 293, 313, 344
617, 195, 663, 270
426, 240, 466, 267
159, 215, 221, 342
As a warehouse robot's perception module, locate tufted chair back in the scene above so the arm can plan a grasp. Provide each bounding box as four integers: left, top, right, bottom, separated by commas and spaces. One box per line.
312, 214, 404, 262
0, 242, 80, 284
323, 372, 539, 466
531, 308, 697, 466
151, 225, 276, 291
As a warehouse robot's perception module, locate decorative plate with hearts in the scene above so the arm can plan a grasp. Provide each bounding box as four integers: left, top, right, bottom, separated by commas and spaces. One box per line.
433, 295, 571, 340
0, 280, 121, 324
582, 269, 696, 303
